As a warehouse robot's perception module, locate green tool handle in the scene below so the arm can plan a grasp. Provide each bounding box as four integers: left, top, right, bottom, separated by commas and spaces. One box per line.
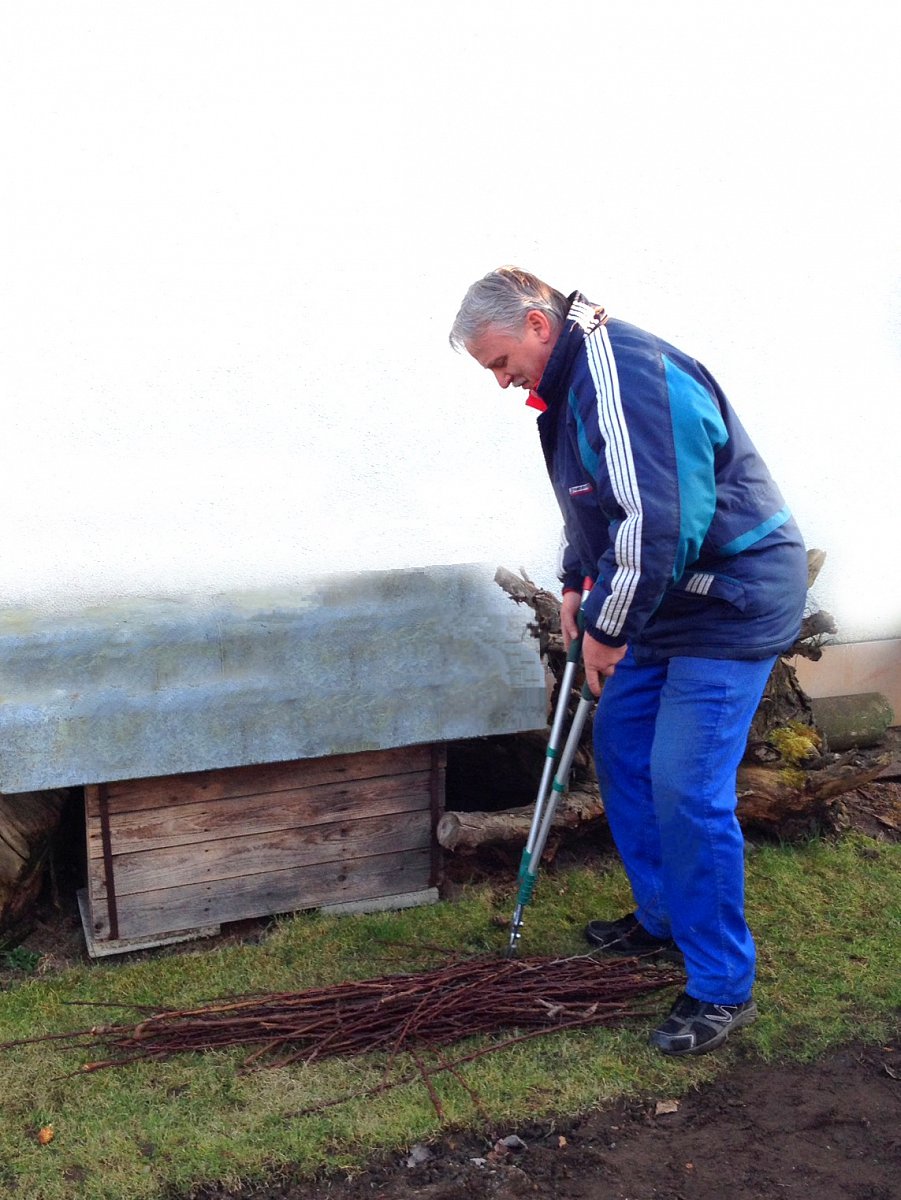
522, 589, 591, 863
508, 580, 594, 951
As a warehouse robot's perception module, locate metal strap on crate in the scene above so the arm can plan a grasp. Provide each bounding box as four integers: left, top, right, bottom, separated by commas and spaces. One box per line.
428, 743, 446, 889
96, 784, 120, 941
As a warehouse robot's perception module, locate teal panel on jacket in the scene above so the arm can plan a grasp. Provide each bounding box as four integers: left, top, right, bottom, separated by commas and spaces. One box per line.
568, 388, 600, 477
718, 505, 792, 555
663, 355, 729, 580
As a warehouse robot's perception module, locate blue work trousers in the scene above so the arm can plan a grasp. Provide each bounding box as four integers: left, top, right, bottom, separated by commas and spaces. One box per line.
593, 649, 776, 1004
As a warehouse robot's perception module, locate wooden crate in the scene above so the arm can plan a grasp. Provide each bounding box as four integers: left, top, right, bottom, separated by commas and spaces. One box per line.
81, 743, 445, 956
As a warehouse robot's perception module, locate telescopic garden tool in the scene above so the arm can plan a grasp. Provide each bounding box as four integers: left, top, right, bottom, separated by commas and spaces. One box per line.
505, 584, 595, 958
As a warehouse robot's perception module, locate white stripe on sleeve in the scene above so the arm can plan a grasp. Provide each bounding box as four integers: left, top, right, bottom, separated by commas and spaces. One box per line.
584, 326, 642, 638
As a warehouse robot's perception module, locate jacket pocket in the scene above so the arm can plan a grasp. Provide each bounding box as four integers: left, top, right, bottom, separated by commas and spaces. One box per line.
672, 571, 747, 611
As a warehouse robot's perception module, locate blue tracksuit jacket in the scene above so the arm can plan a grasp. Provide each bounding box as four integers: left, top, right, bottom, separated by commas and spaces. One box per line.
535, 294, 808, 662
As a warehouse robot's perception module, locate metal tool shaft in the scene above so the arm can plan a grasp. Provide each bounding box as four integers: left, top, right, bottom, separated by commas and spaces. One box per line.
505, 583, 594, 957
506, 676, 596, 956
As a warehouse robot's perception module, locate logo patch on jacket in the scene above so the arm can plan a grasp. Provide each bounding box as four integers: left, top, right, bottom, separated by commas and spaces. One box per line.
568, 483, 594, 497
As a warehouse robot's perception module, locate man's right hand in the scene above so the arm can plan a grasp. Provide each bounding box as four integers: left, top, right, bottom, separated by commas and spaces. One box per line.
560, 590, 581, 650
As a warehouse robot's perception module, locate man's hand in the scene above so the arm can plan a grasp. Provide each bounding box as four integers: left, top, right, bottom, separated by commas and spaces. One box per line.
560, 590, 581, 650
582, 635, 628, 696
561, 590, 627, 694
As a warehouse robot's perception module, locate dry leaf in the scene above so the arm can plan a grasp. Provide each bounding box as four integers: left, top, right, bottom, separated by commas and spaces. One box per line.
557, 1135, 567, 1148
37, 1126, 55, 1145
655, 1099, 680, 1116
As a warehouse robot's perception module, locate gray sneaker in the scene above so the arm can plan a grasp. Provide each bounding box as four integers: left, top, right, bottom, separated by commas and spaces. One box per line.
650, 991, 758, 1056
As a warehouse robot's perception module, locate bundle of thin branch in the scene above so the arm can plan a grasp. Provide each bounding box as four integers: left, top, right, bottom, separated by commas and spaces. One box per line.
2, 953, 682, 1078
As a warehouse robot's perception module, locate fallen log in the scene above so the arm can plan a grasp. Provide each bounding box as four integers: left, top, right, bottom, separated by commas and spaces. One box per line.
437, 788, 604, 853
735, 756, 890, 831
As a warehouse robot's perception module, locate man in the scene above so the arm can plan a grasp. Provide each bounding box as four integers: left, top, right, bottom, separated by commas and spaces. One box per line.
450, 267, 808, 1056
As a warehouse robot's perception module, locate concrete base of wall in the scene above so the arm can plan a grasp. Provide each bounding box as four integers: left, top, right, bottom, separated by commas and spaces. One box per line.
792, 638, 900, 723
319, 888, 440, 916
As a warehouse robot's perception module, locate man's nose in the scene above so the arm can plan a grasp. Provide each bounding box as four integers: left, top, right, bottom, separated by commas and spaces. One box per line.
494, 369, 512, 388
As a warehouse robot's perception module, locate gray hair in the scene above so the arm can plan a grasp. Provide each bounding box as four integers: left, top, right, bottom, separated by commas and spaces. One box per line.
448, 266, 569, 350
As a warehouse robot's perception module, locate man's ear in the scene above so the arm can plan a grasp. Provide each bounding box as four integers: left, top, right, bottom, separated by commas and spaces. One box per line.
525, 309, 553, 341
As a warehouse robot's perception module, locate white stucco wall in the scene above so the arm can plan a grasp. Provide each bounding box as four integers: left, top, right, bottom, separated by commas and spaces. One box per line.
4, 2, 900, 643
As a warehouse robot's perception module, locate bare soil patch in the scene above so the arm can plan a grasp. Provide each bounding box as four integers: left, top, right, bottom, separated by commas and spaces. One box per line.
187, 1039, 900, 1200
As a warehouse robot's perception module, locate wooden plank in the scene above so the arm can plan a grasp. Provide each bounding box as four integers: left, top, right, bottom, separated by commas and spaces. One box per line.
86, 849, 434, 942
86, 771, 432, 858
89, 810, 433, 900
78, 890, 221, 959
89, 745, 432, 816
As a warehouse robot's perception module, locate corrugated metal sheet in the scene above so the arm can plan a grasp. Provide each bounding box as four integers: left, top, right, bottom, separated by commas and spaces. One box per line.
0, 565, 546, 792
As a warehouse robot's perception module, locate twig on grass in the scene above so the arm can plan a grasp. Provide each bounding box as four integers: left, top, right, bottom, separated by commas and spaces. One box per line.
0, 952, 683, 1116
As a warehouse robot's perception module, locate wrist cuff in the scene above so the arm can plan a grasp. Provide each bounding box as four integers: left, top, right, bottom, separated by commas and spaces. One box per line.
583, 625, 627, 649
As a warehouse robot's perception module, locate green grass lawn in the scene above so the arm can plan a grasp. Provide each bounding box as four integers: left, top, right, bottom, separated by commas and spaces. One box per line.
0, 834, 898, 1200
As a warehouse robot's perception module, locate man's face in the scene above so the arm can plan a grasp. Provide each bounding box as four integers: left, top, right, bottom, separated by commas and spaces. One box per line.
466, 311, 556, 394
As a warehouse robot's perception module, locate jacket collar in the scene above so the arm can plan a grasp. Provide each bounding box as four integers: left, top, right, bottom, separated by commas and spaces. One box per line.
533, 291, 608, 409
